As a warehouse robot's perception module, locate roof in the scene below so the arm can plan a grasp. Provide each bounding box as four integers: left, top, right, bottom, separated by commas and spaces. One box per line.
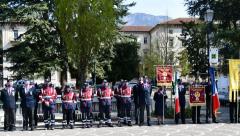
159, 18, 201, 25
120, 26, 153, 32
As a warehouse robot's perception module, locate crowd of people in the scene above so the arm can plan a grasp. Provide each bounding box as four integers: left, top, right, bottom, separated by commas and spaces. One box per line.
0, 77, 237, 132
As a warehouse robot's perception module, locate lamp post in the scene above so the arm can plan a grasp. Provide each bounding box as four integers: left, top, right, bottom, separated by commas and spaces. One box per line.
204, 6, 214, 123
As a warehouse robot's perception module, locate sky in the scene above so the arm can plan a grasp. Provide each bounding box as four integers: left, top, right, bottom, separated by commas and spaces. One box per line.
125, 0, 190, 18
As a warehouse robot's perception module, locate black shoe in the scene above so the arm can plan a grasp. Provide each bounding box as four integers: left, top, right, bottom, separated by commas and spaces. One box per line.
139, 122, 144, 126
23, 126, 28, 131
135, 121, 138, 125
128, 122, 132, 126
213, 120, 219, 123
108, 123, 114, 127
147, 122, 151, 126
197, 122, 201, 124
206, 120, 209, 123
31, 127, 34, 131
70, 125, 74, 129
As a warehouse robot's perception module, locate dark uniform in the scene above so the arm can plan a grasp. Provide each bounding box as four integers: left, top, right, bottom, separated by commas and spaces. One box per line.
97, 80, 114, 127
114, 81, 123, 123
0, 81, 18, 131
133, 82, 140, 125
175, 82, 186, 124
79, 84, 93, 128
19, 82, 37, 130
39, 84, 57, 130
118, 82, 132, 126
139, 79, 152, 126
229, 90, 239, 123
62, 85, 76, 129
33, 83, 41, 127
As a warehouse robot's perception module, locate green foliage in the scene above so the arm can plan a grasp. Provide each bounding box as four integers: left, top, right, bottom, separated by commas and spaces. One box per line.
178, 49, 191, 76
1, 0, 66, 80
185, 0, 240, 75
108, 40, 140, 82
181, 21, 209, 78
141, 51, 164, 79
55, 0, 134, 85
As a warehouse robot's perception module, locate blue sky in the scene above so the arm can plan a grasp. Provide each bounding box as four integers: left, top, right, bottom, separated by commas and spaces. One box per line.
125, 0, 190, 18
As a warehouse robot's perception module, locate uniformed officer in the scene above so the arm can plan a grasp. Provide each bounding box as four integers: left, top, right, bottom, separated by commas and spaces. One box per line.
118, 80, 132, 126
133, 78, 142, 125
205, 81, 211, 123
139, 77, 152, 126
79, 82, 94, 128
97, 80, 114, 127
0, 80, 18, 131
175, 79, 186, 124
61, 85, 76, 129
19, 81, 37, 131
39, 81, 57, 130
114, 80, 124, 125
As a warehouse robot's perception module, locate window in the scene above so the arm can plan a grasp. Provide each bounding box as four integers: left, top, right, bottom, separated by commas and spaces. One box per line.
169, 29, 173, 34
13, 30, 18, 40
169, 37, 174, 48
144, 37, 148, 44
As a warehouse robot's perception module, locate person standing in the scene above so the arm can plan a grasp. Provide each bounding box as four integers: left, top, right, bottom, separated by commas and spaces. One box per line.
33, 83, 40, 127
139, 77, 152, 126
62, 85, 76, 129
114, 80, 124, 125
0, 80, 18, 131
97, 80, 114, 127
19, 81, 37, 131
79, 82, 94, 128
154, 86, 167, 125
132, 78, 142, 125
118, 80, 132, 126
175, 79, 186, 124
39, 81, 57, 130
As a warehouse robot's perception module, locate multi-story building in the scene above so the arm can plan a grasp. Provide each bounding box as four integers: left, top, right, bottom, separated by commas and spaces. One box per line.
120, 26, 153, 56
0, 22, 64, 87
150, 18, 200, 65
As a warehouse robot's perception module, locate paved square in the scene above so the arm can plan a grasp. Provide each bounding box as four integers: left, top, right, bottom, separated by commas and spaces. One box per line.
1, 123, 240, 136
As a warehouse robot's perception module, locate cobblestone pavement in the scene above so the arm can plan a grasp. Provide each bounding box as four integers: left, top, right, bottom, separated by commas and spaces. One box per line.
1, 123, 240, 136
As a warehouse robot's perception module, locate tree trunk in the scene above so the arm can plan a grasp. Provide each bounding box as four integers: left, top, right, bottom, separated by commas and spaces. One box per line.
76, 60, 88, 88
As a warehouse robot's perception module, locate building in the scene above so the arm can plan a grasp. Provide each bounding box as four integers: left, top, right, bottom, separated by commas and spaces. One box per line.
0, 22, 64, 87
120, 18, 200, 65
120, 26, 153, 56
150, 18, 200, 65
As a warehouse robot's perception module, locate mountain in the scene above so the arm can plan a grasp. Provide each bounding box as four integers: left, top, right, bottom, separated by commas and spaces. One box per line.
124, 13, 170, 26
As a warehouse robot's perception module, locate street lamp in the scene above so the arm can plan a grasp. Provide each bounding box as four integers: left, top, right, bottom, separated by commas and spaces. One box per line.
204, 6, 214, 123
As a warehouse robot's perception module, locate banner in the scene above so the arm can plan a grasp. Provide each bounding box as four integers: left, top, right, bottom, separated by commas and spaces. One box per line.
229, 59, 240, 102
156, 65, 173, 87
189, 86, 205, 106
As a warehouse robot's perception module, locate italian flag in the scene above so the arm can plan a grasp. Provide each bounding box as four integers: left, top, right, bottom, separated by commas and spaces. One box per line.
174, 71, 180, 114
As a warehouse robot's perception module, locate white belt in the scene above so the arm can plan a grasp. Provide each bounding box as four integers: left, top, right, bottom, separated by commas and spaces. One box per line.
43, 96, 52, 99
63, 100, 74, 103
100, 97, 111, 99
81, 98, 92, 101
121, 96, 131, 98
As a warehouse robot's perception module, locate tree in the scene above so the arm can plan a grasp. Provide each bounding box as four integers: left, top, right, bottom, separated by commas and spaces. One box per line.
141, 51, 164, 79
181, 21, 209, 78
185, 0, 240, 75
55, 0, 134, 86
177, 49, 191, 76
0, 0, 68, 84
108, 40, 140, 82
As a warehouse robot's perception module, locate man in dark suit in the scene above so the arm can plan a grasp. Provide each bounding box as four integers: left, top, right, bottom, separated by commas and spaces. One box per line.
175, 79, 186, 124
139, 77, 152, 126
0, 80, 18, 131
19, 81, 37, 131
133, 78, 141, 125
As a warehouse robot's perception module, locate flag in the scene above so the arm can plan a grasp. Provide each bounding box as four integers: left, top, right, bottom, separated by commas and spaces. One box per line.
209, 67, 220, 113
174, 71, 180, 114
229, 59, 240, 102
